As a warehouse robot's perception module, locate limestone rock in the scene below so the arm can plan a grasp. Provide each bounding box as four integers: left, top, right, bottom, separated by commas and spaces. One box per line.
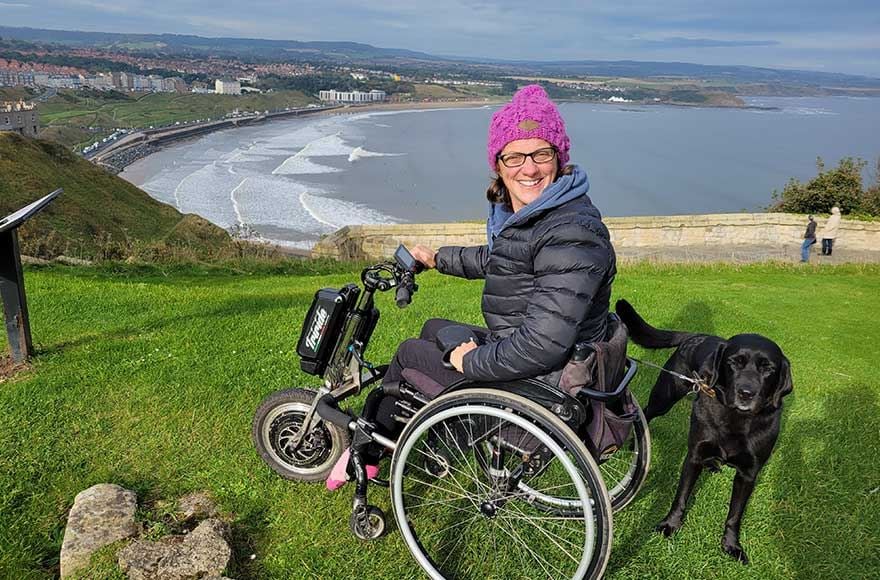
60, 483, 139, 578
54, 255, 93, 266
177, 491, 219, 520
118, 518, 231, 580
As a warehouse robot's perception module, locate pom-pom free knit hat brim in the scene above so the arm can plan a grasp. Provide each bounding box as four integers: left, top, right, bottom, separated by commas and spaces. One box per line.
487, 84, 570, 170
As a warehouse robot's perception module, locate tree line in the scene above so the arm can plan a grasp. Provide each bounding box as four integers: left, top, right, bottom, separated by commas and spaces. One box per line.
771, 156, 880, 217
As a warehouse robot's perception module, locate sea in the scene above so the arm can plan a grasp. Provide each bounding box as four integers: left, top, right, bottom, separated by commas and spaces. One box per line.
120, 97, 880, 250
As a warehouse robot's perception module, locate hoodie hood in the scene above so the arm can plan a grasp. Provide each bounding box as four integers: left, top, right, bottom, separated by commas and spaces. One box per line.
487, 164, 593, 247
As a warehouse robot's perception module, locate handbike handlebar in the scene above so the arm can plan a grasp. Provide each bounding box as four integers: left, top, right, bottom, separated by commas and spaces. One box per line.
395, 270, 417, 308
316, 393, 354, 429
362, 245, 424, 309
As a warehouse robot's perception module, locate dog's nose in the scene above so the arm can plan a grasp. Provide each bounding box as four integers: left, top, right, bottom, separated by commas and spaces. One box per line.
738, 388, 755, 400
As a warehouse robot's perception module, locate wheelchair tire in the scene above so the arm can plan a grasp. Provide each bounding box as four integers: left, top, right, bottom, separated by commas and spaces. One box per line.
252, 388, 349, 482
601, 402, 651, 512
390, 388, 613, 580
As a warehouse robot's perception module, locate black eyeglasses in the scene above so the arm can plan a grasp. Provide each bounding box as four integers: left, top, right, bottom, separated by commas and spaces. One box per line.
497, 147, 557, 168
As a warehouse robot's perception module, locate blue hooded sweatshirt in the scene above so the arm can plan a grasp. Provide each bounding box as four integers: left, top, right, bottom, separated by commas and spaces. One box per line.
486, 164, 595, 249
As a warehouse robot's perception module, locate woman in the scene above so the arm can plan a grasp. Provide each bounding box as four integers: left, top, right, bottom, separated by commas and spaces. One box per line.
328, 84, 617, 488
820, 206, 841, 256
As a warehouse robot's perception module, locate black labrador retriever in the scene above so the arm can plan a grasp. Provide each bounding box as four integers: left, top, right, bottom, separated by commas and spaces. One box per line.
616, 299, 793, 564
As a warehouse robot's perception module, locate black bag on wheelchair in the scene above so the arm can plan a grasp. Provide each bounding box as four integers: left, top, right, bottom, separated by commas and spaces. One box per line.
559, 315, 638, 460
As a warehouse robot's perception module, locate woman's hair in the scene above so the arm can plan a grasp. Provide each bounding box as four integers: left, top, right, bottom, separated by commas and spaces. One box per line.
486, 163, 574, 207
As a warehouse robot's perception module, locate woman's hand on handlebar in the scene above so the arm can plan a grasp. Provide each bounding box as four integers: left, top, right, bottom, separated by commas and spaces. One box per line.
411, 245, 437, 269
449, 340, 478, 373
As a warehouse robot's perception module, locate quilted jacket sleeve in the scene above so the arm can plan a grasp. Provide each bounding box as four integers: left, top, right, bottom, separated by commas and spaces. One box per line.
462, 222, 612, 381
435, 245, 490, 280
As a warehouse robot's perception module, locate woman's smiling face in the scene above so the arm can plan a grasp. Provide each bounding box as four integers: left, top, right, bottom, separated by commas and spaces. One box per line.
496, 138, 559, 212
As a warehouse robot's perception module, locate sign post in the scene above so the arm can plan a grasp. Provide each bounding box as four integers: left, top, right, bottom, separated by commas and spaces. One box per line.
0, 189, 62, 363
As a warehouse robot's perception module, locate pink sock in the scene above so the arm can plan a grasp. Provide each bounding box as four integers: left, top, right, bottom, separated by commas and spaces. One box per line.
326, 450, 380, 491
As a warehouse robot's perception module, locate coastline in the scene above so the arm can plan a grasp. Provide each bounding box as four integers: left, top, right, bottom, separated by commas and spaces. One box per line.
105, 99, 505, 172
119, 95, 879, 255
111, 95, 777, 173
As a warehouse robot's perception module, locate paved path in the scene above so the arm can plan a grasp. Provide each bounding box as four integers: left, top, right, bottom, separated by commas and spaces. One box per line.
616, 244, 880, 264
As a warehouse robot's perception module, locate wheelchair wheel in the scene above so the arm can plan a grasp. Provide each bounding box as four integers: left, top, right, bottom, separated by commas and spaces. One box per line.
390, 389, 612, 580
600, 402, 651, 511
252, 388, 349, 482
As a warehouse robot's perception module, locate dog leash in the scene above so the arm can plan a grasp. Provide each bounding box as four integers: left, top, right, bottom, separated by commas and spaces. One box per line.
628, 356, 717, 398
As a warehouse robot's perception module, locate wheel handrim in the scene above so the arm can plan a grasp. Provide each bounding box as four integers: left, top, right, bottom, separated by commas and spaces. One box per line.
392, 405, 596, 580
600, 437, 639, 499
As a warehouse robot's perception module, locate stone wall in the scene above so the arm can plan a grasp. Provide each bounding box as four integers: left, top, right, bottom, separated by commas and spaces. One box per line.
312, 213, 880, 261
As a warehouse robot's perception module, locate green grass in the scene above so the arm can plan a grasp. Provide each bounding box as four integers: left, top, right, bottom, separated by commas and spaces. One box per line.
0, 133, 230, 259
37, 89, 314, 148
1, 262, 878, 578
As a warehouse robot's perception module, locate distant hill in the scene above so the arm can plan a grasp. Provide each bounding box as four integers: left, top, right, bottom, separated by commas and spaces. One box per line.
0, 26, 439, 62
0, 133, 230, 258
2, 25, 880, 89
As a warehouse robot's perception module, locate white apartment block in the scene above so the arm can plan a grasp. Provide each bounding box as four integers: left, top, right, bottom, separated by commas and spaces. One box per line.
318, 89, 386, 103
215, 79, 241, 95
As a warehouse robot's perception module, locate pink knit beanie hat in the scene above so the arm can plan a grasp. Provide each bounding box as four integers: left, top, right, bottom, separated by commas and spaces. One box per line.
487, 84, 570, 171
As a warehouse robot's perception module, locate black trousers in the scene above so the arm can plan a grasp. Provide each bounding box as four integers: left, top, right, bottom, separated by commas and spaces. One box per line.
364, 318, 489, 443
821, 238, 834, 255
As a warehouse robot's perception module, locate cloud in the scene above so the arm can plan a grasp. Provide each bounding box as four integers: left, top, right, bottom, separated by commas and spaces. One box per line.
0, 2, 30, 7
640, 36, 781, 49
66, 0, 142, 15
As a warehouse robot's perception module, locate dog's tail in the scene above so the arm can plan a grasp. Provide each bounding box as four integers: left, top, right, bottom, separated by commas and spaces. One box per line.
615, 299, 698, 349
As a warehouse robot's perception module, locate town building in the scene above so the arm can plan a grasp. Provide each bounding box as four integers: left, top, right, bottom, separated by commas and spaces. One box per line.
215, 79, 241, 95
318, 89, 386, 103
0, 70, 35, 87
0, 101, 39, 137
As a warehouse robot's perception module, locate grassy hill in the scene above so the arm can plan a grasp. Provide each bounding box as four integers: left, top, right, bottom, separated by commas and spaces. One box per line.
37, 89, 314, 149
0, 261, 877, 578
0, 132, 230, 259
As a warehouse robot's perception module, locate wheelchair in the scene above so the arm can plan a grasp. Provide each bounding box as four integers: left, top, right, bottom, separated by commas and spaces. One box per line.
252, 246, 651, 580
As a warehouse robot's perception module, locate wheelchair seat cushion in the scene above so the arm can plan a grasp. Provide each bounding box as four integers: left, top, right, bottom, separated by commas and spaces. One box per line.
401, 368, 447, 400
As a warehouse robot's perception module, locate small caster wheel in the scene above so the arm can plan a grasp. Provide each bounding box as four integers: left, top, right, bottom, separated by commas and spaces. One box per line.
350, 505, 386, 540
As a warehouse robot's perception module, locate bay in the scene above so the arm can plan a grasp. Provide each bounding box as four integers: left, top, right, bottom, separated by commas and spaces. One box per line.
121, 97, 880, 249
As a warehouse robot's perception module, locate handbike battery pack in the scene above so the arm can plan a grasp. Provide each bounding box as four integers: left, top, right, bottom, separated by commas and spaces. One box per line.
296, 284, 359, 376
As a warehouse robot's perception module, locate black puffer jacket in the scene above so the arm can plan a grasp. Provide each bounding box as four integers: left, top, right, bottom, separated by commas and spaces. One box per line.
436, 166, 616, 382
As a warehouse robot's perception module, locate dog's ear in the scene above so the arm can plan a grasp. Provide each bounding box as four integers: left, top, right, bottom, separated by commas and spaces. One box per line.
772, 355, 793, 408
698, 341, 727, 387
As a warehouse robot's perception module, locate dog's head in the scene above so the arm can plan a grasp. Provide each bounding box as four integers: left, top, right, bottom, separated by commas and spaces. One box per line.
701, 334, 793, 414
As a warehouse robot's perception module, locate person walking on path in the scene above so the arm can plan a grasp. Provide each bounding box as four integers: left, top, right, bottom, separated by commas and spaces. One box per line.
820, 206, 842, 256
801, 215, 817, 262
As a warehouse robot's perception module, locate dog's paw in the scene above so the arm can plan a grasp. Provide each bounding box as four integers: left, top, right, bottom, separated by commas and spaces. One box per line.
655, 518, 681, 537
722, 539, 750, 564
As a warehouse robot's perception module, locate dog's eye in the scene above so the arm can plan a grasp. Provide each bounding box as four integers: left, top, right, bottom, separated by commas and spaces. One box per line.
730, 356, 747, 368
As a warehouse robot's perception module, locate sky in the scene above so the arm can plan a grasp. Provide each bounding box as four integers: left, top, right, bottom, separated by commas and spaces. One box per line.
2, 1, 879, 77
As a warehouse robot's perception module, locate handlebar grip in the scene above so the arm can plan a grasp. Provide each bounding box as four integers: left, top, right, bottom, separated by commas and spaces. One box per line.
316, 394, 354, 429
395, 285, 412, 308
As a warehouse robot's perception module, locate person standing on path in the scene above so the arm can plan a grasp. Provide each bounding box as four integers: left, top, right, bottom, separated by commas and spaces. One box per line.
801, 215, 817, 262
820, 206, 842, 256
